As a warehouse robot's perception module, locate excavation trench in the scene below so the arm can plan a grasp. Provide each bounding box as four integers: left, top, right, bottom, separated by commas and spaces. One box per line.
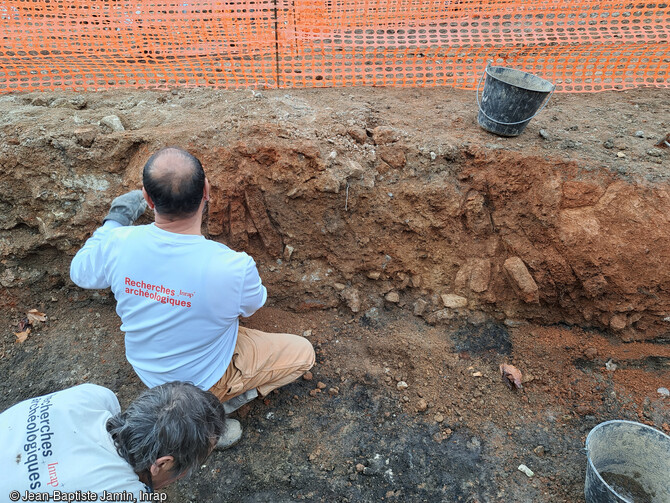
0, 87, 669, 502
1, 88, 669, 340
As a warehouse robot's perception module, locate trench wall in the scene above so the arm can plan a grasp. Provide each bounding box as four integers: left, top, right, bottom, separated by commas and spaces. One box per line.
1, 89, 669, 341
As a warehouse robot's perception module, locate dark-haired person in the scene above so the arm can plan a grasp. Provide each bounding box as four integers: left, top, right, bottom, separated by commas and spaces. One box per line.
0, 382, 225, 497
70, 147, 315, 449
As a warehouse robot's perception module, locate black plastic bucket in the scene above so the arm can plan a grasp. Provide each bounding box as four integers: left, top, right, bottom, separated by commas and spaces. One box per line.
584, 420, 670, 503
476, 63, 555, 137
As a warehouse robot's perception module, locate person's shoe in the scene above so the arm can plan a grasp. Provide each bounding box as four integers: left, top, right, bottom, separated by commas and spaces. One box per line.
215, 418, 243, 450
222, 388, 258, 414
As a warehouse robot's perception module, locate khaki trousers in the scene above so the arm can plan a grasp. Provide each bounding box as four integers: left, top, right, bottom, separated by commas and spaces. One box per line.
208, 326, 315, 402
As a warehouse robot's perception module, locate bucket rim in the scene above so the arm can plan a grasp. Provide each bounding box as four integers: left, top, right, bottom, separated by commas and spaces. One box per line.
585, 419, 670, 449
584, 420, 670, 502
485, 63, 555, 93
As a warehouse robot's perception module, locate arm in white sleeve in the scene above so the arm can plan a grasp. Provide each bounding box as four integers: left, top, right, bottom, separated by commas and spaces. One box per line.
69, 220, 121, 289
239, 257, 267, 317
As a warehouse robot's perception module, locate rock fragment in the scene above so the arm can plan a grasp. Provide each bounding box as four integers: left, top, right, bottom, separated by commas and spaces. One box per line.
378, 145, 406, 169
314, 171, 341, 193
385, 291, 400, 303
341, 287, 361, 313
371, 126, 401, 144
362, 454, 386, 476
583, 347, 598, 360
576, 404, 592, 415
609, 314, 627, 331
500, 364, 523, 389
347, 126, 368, 144
518, 464, 534, 477
503, 257, 539, 303
441, 294, 468, 309
425, 309, 455, 325
74, 127, 97, 148
99, 115, 125, 132
413, 298, 428, 316
342, 158, 365, 181
50, 97, 87, 109
469, 259, 491, 292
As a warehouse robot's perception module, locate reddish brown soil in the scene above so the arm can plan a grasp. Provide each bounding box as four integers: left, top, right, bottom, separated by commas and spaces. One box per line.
0, 87, 669, 502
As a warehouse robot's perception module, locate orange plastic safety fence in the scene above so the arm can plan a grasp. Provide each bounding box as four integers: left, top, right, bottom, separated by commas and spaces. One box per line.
0, 0, 668, 92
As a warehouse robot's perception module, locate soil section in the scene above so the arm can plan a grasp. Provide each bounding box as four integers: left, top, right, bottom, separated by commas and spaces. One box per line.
0, 86, 669, 502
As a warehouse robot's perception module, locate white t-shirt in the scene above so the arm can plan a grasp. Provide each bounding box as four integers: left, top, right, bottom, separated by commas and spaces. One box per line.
70, 222, 267, 389
0, 384, 150, 499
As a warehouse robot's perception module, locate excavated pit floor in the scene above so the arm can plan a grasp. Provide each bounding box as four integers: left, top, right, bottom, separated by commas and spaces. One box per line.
0, 87, 669, 502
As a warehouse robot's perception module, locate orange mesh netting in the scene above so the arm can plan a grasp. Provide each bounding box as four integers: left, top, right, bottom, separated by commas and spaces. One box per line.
0, 0, 668, 92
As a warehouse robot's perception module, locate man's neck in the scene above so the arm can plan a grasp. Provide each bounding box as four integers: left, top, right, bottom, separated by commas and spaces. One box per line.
154, 212, 203, 235
137, 470, 152, 490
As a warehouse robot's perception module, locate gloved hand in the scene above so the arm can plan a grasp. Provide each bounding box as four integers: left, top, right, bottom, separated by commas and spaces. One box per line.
103, 190, 147, 226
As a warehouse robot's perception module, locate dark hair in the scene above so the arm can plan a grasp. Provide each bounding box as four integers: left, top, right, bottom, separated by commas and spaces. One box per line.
142, 147, 206, 218
107, 382, 225, 478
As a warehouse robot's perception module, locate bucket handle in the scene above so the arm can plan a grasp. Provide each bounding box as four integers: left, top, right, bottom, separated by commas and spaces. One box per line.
476, 63, 556, 126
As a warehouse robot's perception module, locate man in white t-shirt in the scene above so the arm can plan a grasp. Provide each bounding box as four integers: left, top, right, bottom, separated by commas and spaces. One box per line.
0, 382, 225, 498
70, 147, 315, 448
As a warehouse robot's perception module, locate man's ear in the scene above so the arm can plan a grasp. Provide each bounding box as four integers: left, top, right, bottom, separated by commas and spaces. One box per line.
149, 455, 175, 477
142, 187, 155, 209
203, 178, 211, 202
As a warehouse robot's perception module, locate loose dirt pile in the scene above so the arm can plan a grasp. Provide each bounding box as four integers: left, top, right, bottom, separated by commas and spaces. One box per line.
0, 87, 668, 502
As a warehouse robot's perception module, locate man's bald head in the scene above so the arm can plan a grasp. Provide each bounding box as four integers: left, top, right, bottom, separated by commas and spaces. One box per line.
142, 147, 206, 219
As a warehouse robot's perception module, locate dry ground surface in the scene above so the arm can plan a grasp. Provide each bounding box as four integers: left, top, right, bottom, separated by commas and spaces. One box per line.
0, 85, 669, 502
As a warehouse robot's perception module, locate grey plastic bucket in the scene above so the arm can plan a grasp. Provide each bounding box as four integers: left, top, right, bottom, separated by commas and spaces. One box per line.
584, 420, 670, 502
476, 63, 555, 137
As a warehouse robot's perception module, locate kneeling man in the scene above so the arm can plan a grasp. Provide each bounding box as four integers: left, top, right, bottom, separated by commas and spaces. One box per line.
70, 147, 315, 448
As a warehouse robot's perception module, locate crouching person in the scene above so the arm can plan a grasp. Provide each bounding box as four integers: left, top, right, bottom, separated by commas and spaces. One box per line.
0, 382, 225, 498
